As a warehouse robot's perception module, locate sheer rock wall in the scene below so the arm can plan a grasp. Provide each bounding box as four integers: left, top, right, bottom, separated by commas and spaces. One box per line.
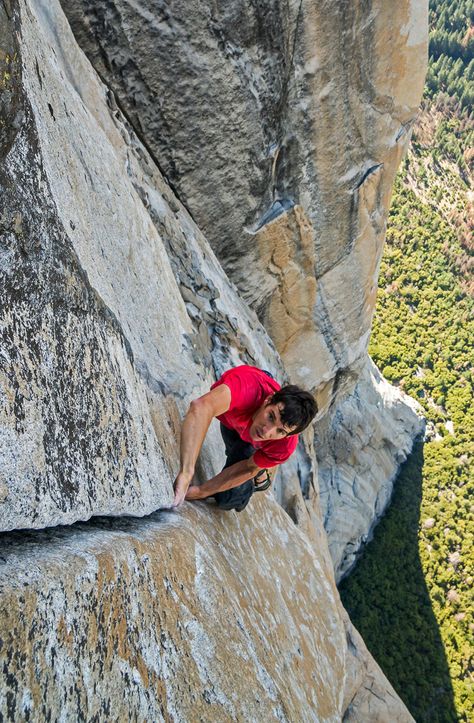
0, 0, 426, 718
0, 0, 289, 531
60, 0, 428, 406
59, 0, 428, 581
0, 498, 412, 722
316, 359, 424, 580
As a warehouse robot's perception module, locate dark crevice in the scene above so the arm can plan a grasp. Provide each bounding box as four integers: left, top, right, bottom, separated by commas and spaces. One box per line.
102, 88, 197, 223
0, 1, 22, 159
296, 440, 313, 501
0, 507, 178, 558
352, 163, 383, 191
35, 58, 43, 89
251, 197, 295, 232
313, 292, 343, 372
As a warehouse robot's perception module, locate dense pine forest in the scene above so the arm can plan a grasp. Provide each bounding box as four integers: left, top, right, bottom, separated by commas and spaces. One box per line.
340, 2, 473, 721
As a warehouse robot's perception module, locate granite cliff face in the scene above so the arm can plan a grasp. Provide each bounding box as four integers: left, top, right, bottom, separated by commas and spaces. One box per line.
60, 0, 427, 578
1, 0, 288, 531
1, 498, 413, 722
316, 359, 424, 580
0, 0, 426, 718
61, 0, 427, 404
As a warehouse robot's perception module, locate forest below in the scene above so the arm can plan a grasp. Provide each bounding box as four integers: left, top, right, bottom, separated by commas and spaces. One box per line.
340, 2, 473, 721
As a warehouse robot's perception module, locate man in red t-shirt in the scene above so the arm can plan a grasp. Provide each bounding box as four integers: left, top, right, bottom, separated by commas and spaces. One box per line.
173, 365, 317, 511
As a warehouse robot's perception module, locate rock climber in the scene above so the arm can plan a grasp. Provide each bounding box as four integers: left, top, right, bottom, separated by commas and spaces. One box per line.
173, 365, 318, 511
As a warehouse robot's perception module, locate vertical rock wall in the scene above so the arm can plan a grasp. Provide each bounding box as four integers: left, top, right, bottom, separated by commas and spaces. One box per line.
58, 0, 428, 578
0, 0, 292, 531
0, 498, 413, 722
60, 0, 428, 403
316, 360, 424, 580
0, 0, 425, 718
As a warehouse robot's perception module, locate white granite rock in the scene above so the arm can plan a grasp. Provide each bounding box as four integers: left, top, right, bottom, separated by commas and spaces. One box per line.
0, 0, 286, 531
0, 0, 425, 718
316, 358, 425, 580
0, 496, 413, 722
60, 0, 428, 408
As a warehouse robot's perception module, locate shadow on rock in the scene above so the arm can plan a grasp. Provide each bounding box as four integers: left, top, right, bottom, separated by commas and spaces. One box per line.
339, 440, 457, 722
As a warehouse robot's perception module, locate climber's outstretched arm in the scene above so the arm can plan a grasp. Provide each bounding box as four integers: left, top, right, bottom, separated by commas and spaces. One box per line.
185, 456, 262, 500
173, 384, 231, 506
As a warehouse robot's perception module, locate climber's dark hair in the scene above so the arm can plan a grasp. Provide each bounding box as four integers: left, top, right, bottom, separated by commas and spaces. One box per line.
269, 385, 318, 435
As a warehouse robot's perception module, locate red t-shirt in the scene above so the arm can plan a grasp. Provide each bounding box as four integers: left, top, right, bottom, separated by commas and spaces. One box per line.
211, 365, 298, 469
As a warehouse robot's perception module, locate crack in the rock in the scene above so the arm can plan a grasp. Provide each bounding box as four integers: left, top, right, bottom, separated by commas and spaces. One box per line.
352, 163, 383, 191
396, 118, 415, 142
251, 197, 295, 232
0, 507, 179, 557
314, 291, 342, 374
363, 683, 386, 702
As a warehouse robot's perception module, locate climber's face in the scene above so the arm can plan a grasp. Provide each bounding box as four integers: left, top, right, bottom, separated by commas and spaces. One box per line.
249, 397, 296, 441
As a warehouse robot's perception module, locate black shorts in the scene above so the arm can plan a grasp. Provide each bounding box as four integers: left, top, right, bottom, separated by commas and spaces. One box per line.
213, 369, 274, 512
212, 425, 259, 511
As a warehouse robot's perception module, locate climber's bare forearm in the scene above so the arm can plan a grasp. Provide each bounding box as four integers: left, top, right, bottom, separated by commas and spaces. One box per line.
186, 458, 261, 500
173, 385, 231, 506
179, 402, 213, 478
